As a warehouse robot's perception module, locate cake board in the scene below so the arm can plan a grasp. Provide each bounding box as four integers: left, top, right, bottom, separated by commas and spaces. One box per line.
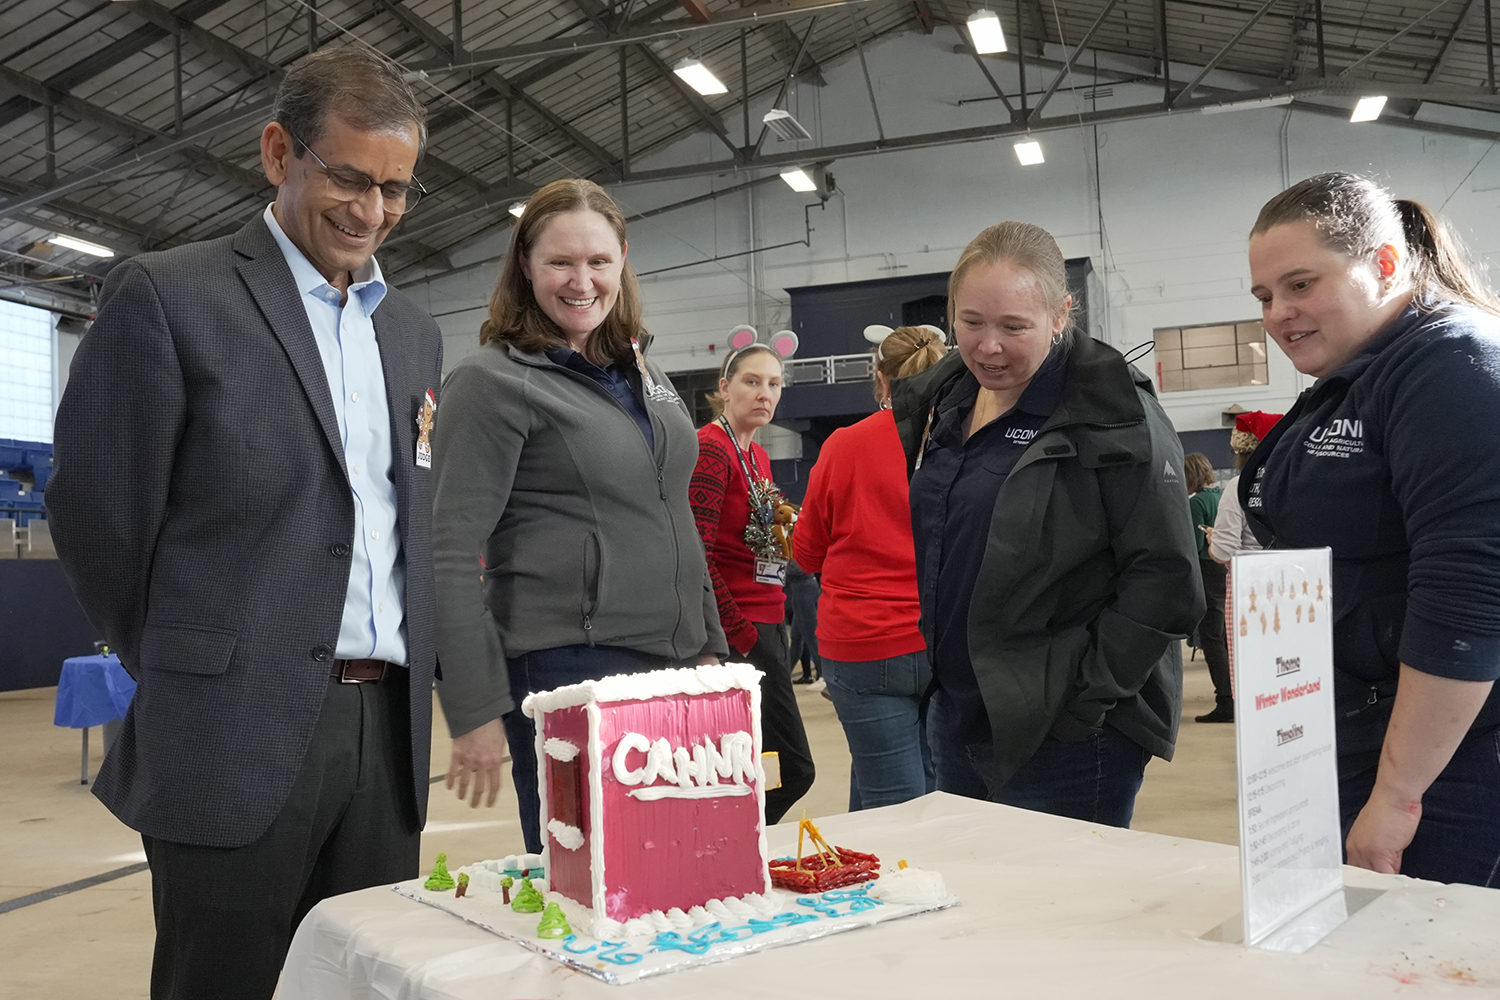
392, 869, 958, 985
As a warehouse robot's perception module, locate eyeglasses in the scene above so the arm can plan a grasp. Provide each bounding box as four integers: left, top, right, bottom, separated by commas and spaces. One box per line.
291, 132, 427, 214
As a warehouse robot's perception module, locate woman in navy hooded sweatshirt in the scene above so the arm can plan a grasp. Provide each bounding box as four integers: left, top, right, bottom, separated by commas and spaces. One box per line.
1243, 172, 1500, 886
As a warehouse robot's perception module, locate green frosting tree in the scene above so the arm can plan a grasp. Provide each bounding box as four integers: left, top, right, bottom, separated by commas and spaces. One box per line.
424, 853, 455, 891
500, 875, 514, 905
536, 901, 572, 939
455, 872, 470, 898
510, 877, 544, 913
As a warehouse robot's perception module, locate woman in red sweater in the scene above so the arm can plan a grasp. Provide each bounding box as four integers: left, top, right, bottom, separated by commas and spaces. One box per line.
690, 343, 814, 823
795, 326, 947, 810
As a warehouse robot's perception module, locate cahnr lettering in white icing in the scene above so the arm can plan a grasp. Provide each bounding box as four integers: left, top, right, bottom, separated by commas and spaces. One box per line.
611, 731, 757, 799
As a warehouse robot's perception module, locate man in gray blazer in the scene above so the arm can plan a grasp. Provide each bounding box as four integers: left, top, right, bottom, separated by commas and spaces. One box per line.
47, 48, 442, 1000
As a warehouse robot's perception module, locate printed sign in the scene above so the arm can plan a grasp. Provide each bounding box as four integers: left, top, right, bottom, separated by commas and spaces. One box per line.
1230, 548, 1344, 952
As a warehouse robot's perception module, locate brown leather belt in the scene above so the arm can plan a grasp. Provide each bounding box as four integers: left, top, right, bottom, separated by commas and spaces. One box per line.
331, 658, 400, 683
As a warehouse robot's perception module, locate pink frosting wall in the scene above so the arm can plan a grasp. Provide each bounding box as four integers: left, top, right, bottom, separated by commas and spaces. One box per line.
595, 690, 765, 921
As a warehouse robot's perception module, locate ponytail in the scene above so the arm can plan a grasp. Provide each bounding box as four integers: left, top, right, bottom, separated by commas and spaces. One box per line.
1253, 174, 1500, 317
1395, 199, 1500, 314
872, 325, 948, 403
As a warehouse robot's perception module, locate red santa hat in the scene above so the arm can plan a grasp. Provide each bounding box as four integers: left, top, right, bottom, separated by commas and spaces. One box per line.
1231, 410, 1283, 455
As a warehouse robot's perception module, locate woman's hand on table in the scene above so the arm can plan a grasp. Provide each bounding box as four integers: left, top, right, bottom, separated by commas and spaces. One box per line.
1345, 784, 1421, 874
697, 655, 721, 666
447, 718, 508, 808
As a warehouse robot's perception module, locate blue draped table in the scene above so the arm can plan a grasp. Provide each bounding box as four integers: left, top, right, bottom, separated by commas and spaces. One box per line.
53, 654, 134, 783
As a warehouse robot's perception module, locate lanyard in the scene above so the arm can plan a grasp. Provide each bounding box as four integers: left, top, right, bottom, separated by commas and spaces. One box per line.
630, 338, 658, 394
914, 404, 937, 471
719, 417, 774, 530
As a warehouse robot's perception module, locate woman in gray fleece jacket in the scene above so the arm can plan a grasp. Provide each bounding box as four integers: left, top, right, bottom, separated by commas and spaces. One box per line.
431, 179, 728, 853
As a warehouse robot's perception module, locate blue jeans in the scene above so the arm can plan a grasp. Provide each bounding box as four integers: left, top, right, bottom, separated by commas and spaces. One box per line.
928, 687, 1149, 827
784, 573, 822, 678
503, 644, 670, 854
1339, 725, 1500, 886
823, 652, 935, 811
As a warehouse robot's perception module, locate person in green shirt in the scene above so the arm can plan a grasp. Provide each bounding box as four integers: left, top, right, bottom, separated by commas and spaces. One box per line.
1186, 453, 1232, 722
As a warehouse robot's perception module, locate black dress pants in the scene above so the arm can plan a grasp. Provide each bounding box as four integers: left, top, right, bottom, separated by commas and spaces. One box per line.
1198, 559, 1232, 707
744, 622, 816, 823
141, 676, 420, 1000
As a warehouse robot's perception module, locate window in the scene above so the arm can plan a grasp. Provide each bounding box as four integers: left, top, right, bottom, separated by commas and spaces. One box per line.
548, 755, 583, 828
666, 368, 723, 428
0, 299, 55, 443
1154, 320, 1267, 393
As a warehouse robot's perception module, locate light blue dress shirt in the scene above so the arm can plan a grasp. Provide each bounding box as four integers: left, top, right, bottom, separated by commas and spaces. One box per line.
264, 205, 407, 665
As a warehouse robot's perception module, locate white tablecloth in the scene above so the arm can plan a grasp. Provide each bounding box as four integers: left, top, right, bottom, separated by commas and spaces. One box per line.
280, 792, 1499, 998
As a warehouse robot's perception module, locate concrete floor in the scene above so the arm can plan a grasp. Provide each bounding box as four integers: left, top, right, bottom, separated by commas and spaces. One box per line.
0, 649, 1235, 999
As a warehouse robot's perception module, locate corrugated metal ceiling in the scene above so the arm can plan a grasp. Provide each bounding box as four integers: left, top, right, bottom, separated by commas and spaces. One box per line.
1, 0, 1496, 309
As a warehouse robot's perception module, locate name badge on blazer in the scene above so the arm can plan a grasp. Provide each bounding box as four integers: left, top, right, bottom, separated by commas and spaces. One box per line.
415, 389, 436, 469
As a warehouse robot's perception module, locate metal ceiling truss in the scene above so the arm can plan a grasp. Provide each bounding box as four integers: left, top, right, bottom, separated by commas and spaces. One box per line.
8, 0, 1500, 306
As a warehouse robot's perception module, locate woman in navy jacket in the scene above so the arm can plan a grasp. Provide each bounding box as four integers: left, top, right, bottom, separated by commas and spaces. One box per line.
1243, 173, 1500, 886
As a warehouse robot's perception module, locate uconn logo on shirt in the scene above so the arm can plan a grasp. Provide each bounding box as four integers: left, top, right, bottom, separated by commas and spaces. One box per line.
1006, 427, 1037, 446
1304, 417, 1364, 459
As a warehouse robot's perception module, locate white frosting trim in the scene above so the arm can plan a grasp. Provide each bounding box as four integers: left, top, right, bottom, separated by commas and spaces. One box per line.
543, 737, 580, 761
522, 662, 762, 716
548, 818, 585, 851
627, 784, 755, 801
587, 699, 608, 919
749, 661, 772, 897
540, 886, 783, 941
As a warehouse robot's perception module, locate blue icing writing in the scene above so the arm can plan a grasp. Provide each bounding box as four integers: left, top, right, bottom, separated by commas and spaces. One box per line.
747, 912, 819, 932
820, 886, 883, 913
561, 935, 642, 965
649, 911, 824, 955
651, 927, 716, 955
597, 941, 643, 966
648, 887, 885, 957
797, 885, 884, 919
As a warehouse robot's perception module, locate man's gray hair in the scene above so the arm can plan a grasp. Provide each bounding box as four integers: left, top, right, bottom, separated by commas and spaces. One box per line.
273, 46, 428, 156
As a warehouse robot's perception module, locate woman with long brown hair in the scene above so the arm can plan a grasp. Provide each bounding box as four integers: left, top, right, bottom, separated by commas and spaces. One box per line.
430, 178, 726, 854
1243, 172, 1500, 884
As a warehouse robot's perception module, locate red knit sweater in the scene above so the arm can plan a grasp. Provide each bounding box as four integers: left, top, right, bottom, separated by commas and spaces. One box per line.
793, 410, 926, 662
690, 422, 785, 655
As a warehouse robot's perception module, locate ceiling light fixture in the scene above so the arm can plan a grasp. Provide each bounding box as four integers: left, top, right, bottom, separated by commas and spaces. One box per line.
673, 58, 728, 96
508, 202, 526, 218
1350, 95, 1387, 122
763, 109, 813, 142
780, 167, 818, 193
967, 10, 1007, 54
1200, 94, 1293, 115
51, 234, 115, 257
1013, 140, 1044, 165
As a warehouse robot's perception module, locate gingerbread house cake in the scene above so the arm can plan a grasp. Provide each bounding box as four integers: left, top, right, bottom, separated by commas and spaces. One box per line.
521, 663, 772, 932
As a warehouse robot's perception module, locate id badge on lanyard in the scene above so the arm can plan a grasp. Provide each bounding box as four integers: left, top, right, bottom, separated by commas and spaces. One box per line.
755, 557, 788, 587
721, 417, 787, 588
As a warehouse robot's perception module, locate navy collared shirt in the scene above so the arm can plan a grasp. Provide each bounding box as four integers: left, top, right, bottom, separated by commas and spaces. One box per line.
545, 347, 654, 451
911, 347, 1069, 744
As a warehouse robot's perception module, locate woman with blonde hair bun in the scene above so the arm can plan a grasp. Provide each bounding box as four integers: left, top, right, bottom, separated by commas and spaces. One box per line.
794, 325, 948, 809
893, 221, 1203, 826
